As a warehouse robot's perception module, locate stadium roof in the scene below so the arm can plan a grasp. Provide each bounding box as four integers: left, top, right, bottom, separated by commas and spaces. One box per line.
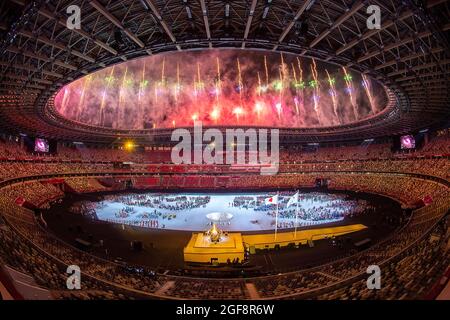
0, 0, 448, 143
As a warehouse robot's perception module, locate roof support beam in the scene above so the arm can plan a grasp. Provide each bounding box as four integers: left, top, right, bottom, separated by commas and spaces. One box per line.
0, 88, 41, 94
9, 0, 25, 5
395, 71, 449, 82
374, 48, 444, 70
19, 30, 95, 63
336, 10, 414, 56
52, 60, 78, 71
143, 0, 181, 51
7, 46, 50, 62
242, 0, 258, 49
1, 79, 45, 90
6, 47, 77, 71
90, 0, 145, 48
0, 61, 63, 78
357, 31, 432, 63
199, 0, 212, 48
38, 8, 117, 56
388, 60, 450, 77
336, 0, 445, 56
427, 0, 449, 8
273, 0, 314, 50
310, 0, 364, 49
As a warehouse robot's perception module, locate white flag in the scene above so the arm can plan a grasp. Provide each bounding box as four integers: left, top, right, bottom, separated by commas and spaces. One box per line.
264, 195, 278, 205
287, 192, 299, 207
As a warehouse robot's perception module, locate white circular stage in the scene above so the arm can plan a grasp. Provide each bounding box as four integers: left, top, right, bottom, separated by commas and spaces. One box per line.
74, 192, 371, 232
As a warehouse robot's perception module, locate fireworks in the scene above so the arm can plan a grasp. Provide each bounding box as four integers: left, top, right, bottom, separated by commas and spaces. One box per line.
273, 81, 283, 91
362, 73, 376, 114
342, 66, 358, 120
310, 59, 321, 123
210, 107, 220, 122
233, 106, 244, 122
294, 57, 305, 123
326, 69, 339, 123
173, 62, 181, 103
264, 55, 269, 87
275, 102, 282, 119
196, 62, 204, 91
236, 58, 244, 101
59, 87, 70, 116
254, 102, 264, 117
138, 62, 147, 101
55, 50, 384, 129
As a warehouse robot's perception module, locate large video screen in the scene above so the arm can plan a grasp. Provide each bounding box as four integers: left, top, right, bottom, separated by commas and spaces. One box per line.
400, 135, 416, 149
34, 138, 50, 153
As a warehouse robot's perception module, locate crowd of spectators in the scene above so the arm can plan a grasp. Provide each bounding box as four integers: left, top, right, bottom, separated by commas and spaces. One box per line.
0, 169, 447, 299
64, 178, 108, 193
0, 135, 448, 188
1, 182, 64, 208
0, 133, 448, 299
2, 134, 449, 163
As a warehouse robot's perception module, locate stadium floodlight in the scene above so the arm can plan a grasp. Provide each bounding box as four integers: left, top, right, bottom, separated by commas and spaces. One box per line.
124, 140, 135, 151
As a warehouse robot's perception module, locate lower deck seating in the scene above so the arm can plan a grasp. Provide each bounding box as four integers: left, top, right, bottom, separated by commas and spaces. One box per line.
0, 171, 447, 300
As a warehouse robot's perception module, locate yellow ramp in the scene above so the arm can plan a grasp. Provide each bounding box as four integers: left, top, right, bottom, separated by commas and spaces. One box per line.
242, 224, 367, 249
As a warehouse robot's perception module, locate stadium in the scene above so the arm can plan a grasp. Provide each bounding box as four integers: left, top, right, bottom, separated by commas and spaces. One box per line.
0, 0, 449, 303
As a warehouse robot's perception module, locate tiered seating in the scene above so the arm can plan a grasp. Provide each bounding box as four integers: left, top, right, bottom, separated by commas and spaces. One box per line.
0, 139, 28, 159
0, 132, 448, 300
64, 178, 108, 193
184, 176, 200, 188
1, 182, 64, 208
0, 136, 448, 183
132, 177, 160, 189
199, 176, 215, 188
229, 174, 317, 188
419, 132, 450, 156
0, 171, 447, 300
328, 174, 446, 206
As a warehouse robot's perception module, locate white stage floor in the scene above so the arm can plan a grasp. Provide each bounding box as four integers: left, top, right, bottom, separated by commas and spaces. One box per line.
84, 192, 366, 232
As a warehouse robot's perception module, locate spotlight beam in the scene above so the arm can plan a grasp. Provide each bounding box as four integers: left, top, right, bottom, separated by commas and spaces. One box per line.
89, 0, 145, 48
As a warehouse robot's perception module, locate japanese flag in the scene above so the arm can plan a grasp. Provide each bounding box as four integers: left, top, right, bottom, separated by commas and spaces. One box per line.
287, 192, 299, 207
265, 195, 279, 205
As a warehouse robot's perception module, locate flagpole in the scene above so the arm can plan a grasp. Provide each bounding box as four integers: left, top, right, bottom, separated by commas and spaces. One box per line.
274, 191, 279, 241
294, 190, 298, 239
